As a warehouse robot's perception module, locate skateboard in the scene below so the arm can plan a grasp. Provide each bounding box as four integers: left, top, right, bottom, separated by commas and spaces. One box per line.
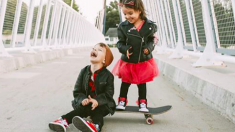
116, 105, 172, 125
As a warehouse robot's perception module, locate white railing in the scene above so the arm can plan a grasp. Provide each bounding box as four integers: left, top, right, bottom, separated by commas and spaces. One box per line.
0, 0, 105, 57
142, 0, 235, 66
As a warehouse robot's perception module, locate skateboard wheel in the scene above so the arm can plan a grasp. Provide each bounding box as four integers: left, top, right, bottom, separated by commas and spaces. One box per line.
146, 117, 153, 125
144, 114, 152, 119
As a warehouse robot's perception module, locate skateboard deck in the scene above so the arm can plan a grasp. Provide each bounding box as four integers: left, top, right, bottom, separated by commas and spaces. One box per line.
116, 105, 172, 125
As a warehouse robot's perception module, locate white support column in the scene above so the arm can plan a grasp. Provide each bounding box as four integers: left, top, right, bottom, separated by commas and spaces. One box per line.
75, 16, 79, 46
23, 0, 36, 53
70, 15, 76, 46
67, 13, 74, 46
83, 21, 87, 46
193, 0, 224, 67
164, 0, 175, 48
41, 0, 52, 50
71, 0, 74, 7
76, 16, 81, 46
72, 16, 78, 46
33, 0, 44, 46
152, 0, 156, 20
70, 14, 76, 45
58, 6, 66, 47
81, 19, 85, 45
155, 0, 163, 46
156, 0, 168, 54
185, 0, 197, 51
85, 22, 89, 45
152, 0, 158, 22
169, 0, 185, 59
0, 0, 11, 57
74, 16, 79, 46
75, 16, 79, 45
232, 0, 235, 25
48, 1, 58, 47
66, 12, 72, 46
75, 16, 80, 46
11, 0, 22, 48
53, 3, 62, 48
62, 10, 70, 46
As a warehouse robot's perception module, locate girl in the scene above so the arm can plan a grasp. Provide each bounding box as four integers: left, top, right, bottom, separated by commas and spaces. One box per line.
112, 0, 159, 112
49, 43, 115, 132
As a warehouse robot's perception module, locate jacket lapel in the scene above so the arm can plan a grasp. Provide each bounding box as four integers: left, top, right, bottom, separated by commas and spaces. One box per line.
123, 19, 155, 38
139, 19, 155, 37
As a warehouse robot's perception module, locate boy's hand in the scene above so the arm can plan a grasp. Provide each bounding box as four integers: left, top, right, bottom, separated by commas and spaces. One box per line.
143, 48, 149, 55
127, 47, 133, 59
81, 98, 89, 106
88, 95, 98, 110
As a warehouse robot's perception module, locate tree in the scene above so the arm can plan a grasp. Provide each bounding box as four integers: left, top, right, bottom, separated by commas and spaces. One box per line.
2, 0, 17, 35
18, 2, 28, 34
2, 0, 29, 35
63, 0, 79, 12
105, 0, 120, 33
213, 0, 235, 48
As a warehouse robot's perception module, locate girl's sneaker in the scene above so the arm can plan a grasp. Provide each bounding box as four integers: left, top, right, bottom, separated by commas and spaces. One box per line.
116, 97, 128, 110
72, 116, 100, 132
49, 117, 68, 132
138, 99, 149, 112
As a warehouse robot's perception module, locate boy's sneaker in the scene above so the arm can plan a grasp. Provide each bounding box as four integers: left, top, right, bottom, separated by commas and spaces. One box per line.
139, 99, 149, 112
72, 116, 100, 132
49, 117, 68, 132
116, 97, 128, 110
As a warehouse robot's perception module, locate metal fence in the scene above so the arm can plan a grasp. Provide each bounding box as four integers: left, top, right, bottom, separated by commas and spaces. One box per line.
141, 0, 235, 65
0, 0, 105, 56
212, 0, 235, 55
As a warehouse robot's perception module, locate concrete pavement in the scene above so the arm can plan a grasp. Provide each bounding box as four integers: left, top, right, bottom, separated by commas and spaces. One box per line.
0, 48, 235, 132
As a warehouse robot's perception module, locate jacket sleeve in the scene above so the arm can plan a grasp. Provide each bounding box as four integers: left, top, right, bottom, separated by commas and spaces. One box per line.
72, 68, 87, 107
143, 24, 158, 54
94, 73, 114, 106
117, 26, 131, 55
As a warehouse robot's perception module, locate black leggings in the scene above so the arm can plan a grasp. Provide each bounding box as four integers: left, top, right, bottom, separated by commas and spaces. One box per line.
119, 82, 147, 99
61, 105, 109, 129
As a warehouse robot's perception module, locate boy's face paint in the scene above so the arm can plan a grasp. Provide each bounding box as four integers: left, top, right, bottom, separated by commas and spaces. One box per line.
122, 6, 141, 24
90, 45, 106, 65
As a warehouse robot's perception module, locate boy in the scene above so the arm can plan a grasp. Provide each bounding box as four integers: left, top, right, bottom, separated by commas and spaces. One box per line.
49, 43, 115, 132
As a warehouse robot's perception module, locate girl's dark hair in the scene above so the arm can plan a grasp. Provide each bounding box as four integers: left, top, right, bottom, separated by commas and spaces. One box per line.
120, 0, 147, 20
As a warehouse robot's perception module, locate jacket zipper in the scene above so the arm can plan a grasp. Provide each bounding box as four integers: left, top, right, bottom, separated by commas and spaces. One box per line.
94, 74, 98, 96
85, 74, 90, 96
127, 33, 144, 62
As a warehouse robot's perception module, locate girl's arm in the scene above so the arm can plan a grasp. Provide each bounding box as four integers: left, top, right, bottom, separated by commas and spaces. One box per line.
94, 73, 114, 106
117, 26, 131, 54
72, 68, 87, 108
143, 24, 158, 54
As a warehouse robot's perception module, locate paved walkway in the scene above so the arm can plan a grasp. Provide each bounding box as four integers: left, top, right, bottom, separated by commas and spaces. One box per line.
0, 48, 234, 132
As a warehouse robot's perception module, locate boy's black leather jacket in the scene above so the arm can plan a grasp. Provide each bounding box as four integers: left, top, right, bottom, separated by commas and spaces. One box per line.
72, 65, 116, 115
117, 18, 157, 63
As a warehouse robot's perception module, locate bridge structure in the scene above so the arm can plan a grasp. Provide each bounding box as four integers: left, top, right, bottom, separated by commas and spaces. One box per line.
0, 0, 235, 131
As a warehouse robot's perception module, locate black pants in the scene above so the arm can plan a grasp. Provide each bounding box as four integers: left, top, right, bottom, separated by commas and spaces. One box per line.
119, 82, 147, 99
61, 104, 109, 130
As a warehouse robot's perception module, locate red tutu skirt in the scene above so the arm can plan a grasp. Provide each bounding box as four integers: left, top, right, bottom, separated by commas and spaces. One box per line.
112, 58, 159, 84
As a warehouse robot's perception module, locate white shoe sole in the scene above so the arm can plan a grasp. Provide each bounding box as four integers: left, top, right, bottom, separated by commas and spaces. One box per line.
116, 105, 126, 110
49, 122, 66, 132
139, 109, 149, 112
72, 116, 95, 132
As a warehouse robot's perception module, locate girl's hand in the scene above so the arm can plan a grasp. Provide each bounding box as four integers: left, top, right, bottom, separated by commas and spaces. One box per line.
143, 48, 149, 54
127, 47, 133, 59
81, 98, 89, 106
88, 95, 98, 110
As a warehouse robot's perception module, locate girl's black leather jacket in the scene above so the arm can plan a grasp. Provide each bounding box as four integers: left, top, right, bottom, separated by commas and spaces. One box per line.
72, 65, 116, 115
117, 18, 157, 63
